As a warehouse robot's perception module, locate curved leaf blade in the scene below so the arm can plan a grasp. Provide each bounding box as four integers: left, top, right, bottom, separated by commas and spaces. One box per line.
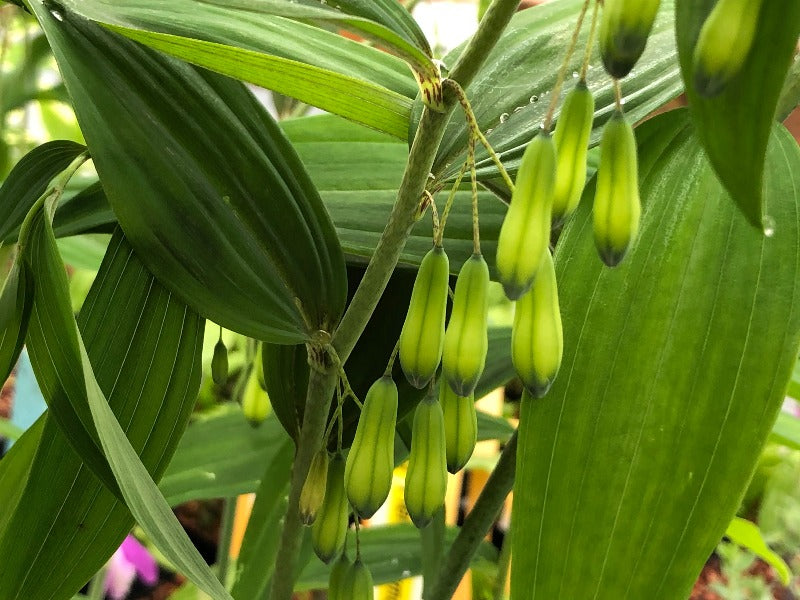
676, 0, 800, 229
0, 228, 207, 600
18, 183, 231, 598
32, 5, 348, 343
511, 111, 800, 599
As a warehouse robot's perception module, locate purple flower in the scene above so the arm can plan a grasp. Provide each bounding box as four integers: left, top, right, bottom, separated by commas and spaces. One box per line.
104, 535, 159, 600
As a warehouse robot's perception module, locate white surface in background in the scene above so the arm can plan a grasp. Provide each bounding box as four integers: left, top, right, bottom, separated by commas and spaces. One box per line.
412, 1, 478, 58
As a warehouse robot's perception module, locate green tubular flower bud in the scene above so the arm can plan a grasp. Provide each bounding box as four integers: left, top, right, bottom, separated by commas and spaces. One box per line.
593, 111, 641, 267
692, 0, 762, 97
242, 367, 270, 427
344, 376, 398, 519
300, 449, 329, 526
404, 391, 448, 528
496, 133, 557, 300
312, 453, 350, 563
511, 249, 563, 398
211, 339, 228, 385
442, 253, 490, 397
328, 553, 352, 600
440, 381, 477, 474
398, 246, 450, 388
552, 81, 595, 226
599, 0, 662, 78
341, 560, 374, 600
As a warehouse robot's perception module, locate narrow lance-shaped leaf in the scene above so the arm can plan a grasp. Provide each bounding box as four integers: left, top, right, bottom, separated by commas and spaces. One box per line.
31, 3, 347, 344
0, 230, 205, 600
511, 111, 800, 598
675, 0, 800, 229
16, 178, 231, 598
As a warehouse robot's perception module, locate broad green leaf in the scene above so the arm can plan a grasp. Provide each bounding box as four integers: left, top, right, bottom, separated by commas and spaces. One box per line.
295, 525, 497, 591
676, 0, 800, 229
0, 417, 44, 536
511, 111, 800, 599
0, 31, 68, 115
53, 0, 416, 138
283, 115, 507, 276
0, 139, 85, 240
0, 230, 206, 600
786, 357, 800, 400
419, 0, 683, 186
53, 181, 115, 238
16, 176, 230, 598
160, 408, 293, 506
725, 517, 791, 586
32, 5, 348, 344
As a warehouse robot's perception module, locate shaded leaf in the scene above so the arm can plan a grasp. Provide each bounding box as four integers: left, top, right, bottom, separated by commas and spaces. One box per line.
160, 409, 293, 506
511, 112, 800, 599
33, 5, 348, 343
55, 0, 416, 138
675, 0, 800, 229
0, 229, 207, 599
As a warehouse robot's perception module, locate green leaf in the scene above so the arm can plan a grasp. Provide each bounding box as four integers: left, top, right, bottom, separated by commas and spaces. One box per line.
261, 341, 308, 444
676, 0, 800, 229
0, 139, 85, 241
54, 0, 416, 138
419, 0, 683, 185
477, 410, 513, 443
0, 417, 45, 536
159, 408, 294, 506
283, 115, 507, 276
16, 176, 230, 598
32, 5, 348, 343
0, 230, 206, 599
56, 233, 110, 271
511, 111, 800, 599
725, 517, 791, 586
0, 254, 32, 385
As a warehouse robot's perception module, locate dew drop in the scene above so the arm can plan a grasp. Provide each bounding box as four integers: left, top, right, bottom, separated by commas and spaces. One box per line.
485, 128, 494, 135
572, 71, 579, 78
499, 112, 509, 123
401, 570, 412, 578
529, 95, 539, 103
51, 9, 64, 21
764, 215, 776, 238
513, 106, 524, 113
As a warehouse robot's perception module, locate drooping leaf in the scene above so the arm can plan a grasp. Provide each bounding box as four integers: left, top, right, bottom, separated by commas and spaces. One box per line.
511, 111, 800, 599
0, 229, 208, 600
675, 0, 800, 229
31, 4, 348, 344
261, 341, 308, 444
417, 0, 683, 186
769, 412, 800, 451
0, 255, 32, 385
0, 139, 85, 240
52, 0, 416, 137
16, 176, 230, 598
725, 517, 791, 586
160, 409, 294, 506
0, 416, 24, 441
476, 410, 513, 443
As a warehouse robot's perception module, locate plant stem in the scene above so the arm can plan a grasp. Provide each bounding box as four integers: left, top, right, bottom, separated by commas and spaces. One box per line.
333, 0, 523, 364
86, 565, 107, 600
579, 0, 599, 82
216, 496, 237, 588
269, 3, 523, 599
493, 518, 513, 600
268, 362, 338, 600
429, 430, 518, 600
